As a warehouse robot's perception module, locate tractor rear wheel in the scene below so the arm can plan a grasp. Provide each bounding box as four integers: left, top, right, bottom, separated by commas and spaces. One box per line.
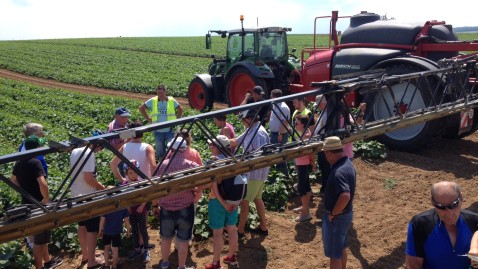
367, 63, 445, 151
226, 67, 267, 107
188, 77, 213, 112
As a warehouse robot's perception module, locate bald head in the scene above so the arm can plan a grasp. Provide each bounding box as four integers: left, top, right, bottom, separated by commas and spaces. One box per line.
431, 181, 461, 201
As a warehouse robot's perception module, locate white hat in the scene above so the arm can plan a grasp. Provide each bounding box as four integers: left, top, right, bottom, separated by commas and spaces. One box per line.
167, 137, 187, 151
207, 135, 231, 148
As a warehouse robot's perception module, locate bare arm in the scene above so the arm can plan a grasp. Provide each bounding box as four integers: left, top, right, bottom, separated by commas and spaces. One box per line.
211, 181, 235, 212
37, 175, 49, 204
241, 93, 251, 105
222, 126, 233, 139
110, 147, 126, 183
84, 172, 105, 190
470, 230, 478, 254
98, 216, 105, 238
405, 255, 423, 269
176, 104, 183, 118
328, 192, 351, 222
139, 103, 152, 123
124, 217, 131, 238
11, 175, 19, 187
146, 145, 157, 177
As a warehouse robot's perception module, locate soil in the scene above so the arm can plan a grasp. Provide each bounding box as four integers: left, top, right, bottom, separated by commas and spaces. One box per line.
3, 69, 478, 269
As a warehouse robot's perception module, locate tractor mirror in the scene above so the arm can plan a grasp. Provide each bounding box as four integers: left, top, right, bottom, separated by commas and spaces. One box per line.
206, 34, 211, 49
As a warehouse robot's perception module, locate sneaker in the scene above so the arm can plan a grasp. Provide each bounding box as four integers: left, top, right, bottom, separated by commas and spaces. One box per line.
292, 206, 302, 214
160, 261, 170, 269
204, 261, 222, 269
44, 257, 63, 269
127, 249, 143, 261
142, 249, 151, 263
222, 255, 238, 266
295, 214, 312, 223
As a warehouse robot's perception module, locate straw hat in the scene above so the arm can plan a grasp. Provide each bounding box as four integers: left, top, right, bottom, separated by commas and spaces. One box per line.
322, 136, 343, 151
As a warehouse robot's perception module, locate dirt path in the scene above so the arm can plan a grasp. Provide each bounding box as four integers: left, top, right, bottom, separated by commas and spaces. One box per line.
3, 69, 478, 268
0, 69, 228, 109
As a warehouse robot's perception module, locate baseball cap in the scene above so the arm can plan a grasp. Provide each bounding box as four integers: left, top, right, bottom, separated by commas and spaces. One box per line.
207, 135, 231, 148
115, 107, 131, 117
252, 86, 265, 95
25, 135, 47, 150
238, 109, 258, 120
167, 137, 187, 151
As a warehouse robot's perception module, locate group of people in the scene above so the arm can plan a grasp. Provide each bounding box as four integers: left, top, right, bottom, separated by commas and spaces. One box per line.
11, 83, 478, 269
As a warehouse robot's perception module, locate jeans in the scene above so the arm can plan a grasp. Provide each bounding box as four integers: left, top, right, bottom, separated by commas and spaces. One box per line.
154, 131, 174, 159
270, 132, 290, 177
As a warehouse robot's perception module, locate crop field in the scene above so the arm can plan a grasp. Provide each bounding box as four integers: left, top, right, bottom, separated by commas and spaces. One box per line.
0, 35, 317, 97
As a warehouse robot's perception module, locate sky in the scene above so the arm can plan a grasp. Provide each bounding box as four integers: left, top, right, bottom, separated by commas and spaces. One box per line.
0, 0, 475, 40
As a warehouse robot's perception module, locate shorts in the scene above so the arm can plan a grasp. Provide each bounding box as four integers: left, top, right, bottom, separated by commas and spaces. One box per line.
33, 230, 51, 245
322, 211, 353, 259
244, 180, 265, 202
297, 165, 312, 196
208, 198, 238, 230
159, 204, 194, 241
78, 216, 100, 233
103, 234, 122, 248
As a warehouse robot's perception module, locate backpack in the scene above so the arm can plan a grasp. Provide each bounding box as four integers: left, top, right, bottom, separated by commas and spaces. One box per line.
218, 174, 248, 205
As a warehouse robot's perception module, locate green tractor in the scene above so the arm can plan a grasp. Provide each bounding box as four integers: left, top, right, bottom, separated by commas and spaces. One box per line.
187, 16, 301, 111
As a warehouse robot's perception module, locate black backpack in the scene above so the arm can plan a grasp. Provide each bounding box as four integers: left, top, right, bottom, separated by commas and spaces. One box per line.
218, 174, 248, 205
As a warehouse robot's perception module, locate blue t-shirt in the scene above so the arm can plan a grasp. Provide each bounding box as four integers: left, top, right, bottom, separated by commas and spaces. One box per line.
406, 209, 478, 269
324, 156, 356, 213
102, 209, 129, 235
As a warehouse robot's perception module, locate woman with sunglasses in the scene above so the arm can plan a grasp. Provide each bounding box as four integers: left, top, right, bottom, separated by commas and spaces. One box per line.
292, 114, 316, 222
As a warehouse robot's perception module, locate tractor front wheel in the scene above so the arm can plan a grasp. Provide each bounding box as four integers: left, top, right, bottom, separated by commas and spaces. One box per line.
226, 67, 267, 107
188, 77, 213, 112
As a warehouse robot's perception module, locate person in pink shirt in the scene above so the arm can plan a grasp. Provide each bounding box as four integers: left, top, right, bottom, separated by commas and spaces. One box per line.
292, 114, 316, 222
166, 129, 203, 165
213, 115, 236, 153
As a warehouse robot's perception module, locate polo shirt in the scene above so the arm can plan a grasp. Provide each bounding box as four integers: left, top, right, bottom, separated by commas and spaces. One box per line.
406, 209, 478, 269
324, 157, 356, 213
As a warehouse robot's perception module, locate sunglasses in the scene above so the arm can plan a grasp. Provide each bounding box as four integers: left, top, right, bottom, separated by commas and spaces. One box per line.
432, 196, 460, 210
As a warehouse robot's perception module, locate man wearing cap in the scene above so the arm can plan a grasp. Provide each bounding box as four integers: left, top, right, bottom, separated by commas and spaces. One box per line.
70, 134, 106, 269
241, 85, 272, 126
230, 109, 270, 238
11, 136, 63, 269
139, 84, 183, 159
107, 107, 131, 150
406, 181, 478, 269
321, 136, 356, 269
151, 137, 201, 269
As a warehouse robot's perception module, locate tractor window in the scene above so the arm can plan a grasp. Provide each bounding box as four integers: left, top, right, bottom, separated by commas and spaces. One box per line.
228, 34, 242, 61
259, 32, 286, 60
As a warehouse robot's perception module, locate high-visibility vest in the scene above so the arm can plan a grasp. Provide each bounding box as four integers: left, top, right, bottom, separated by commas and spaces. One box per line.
292, 108, 311, 122
151, 96, 176, 122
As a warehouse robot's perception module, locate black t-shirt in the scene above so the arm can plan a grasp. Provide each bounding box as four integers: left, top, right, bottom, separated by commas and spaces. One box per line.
13, 158, 46, 204
247, 97, 272, 123
324, 157, 356, 213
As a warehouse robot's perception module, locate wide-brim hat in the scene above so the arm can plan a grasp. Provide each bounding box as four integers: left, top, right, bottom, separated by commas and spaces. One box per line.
322, 136, 343, 151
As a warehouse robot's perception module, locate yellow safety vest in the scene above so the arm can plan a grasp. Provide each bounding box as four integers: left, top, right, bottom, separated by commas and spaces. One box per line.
292, 108, 311, 122
151, 96, 177, 123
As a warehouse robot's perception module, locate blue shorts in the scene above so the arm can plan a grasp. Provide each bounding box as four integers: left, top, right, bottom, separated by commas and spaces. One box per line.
322, 211, 353, 259
208, 198, 238, 230
159, 204, 194, 241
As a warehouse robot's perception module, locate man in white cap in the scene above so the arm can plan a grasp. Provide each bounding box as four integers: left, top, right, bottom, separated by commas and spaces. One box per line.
151, 136, 201, 269
321, 136, 356, 269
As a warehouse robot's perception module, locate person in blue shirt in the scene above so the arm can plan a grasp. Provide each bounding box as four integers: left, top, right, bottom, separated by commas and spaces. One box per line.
18, 123, 48, 177
99, 207, 130, 269
406, 181, 478, 269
